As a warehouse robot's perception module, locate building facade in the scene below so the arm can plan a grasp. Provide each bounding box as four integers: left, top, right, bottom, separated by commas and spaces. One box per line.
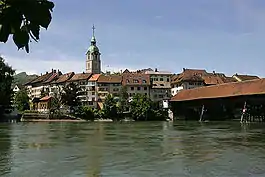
145, 70, 172, 102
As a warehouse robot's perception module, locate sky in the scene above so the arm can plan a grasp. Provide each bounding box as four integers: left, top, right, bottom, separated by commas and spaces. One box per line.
1, 0, 265, 76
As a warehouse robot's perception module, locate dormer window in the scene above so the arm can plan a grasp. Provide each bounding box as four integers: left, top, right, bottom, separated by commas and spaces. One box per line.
142, 80, 147, 83
133, 79, 139, 83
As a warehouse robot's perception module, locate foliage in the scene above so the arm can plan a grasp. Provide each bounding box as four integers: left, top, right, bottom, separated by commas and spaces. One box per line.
130, 94, 167, 121
0, 0, 54, 53
61, 83, 81, 112
118, 86, 129, 112
93, 109, 104, 119
75, 106, 94, 121
14, 89, 29, 112
0, 57, 15, 116
102, 94, 119, 120
129, 94, 153, 121
48, 87, 63, 115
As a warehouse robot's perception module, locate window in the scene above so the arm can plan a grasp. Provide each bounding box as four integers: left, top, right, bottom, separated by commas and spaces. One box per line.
160, 84, 164, 86
145, 93, 147, 96
92, 92, 95, 95
160, 78, 163, 81
144, 87, 147, 90
167, 78, 170, 82
142, 80, 147, 83
137, 87, 141, 90
133, 79, 139, 83
129, 93, 133, 97
126, 79, 130, 83
131, 87, 134, 90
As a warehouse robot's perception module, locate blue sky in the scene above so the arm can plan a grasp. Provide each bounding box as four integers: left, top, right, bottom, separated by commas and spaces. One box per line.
1, 0, 265, 76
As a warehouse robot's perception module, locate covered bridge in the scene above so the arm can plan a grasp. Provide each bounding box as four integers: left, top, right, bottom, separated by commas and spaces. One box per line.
170, 78, 265, 121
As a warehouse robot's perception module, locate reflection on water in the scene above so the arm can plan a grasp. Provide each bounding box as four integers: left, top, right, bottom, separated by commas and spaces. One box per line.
0, 121, 265, 176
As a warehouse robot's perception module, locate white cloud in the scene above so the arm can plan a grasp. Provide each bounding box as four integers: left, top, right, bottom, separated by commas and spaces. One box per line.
3, 55, 141, 75
3, 55, 85, 75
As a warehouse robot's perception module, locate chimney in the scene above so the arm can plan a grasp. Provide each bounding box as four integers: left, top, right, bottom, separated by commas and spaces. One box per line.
183, 68, 186, 72
213, 71, 215, 74
155, 68, 158, 72
52, 68, 54, 73
46, 71, 48, 74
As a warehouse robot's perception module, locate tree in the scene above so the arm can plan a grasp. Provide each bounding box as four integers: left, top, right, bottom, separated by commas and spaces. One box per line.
0, 57, 15, 116
130, 94, 153, 121
118, 86, 129, 112
14, 89, 29, 112
61, 83, 81, 112
75, 106, 94, 121
0, 0, 55, 53
102, 94, 119, 120
40, 87, 49, 98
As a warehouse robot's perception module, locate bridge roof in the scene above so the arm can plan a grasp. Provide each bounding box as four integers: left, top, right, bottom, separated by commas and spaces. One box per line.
171, 78, 265, 102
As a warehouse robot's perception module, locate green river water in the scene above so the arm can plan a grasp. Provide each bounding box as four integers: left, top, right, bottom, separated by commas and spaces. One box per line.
0, 121, 265, 177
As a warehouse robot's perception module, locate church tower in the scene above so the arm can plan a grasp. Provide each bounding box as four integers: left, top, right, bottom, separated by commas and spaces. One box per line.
86, 25, 101, 74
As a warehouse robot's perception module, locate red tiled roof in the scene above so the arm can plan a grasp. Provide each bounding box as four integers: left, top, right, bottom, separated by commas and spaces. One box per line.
233, 74, 259, 81
220, 76, 238, 83
28, 72, 53, 84
68, 73, 92, 82
97, 75, 122, 83
172, 69, 206, 84
122, 73, 150, 85
89, 74, 101, 81
202, 74, 225, 85
40, 96, 52, 101
43, 72, 61, 84
171, 78, 265, 102
53, 72, 75, 84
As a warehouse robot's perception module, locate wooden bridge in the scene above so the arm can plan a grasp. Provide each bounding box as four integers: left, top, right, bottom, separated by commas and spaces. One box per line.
170, 78, 265, 122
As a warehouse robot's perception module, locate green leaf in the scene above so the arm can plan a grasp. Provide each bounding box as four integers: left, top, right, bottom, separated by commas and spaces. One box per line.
29, 23, 40, 40
0, 24, 11, 42
42, 1, 55, 11
12, 26, 29, 49
25, 43, 29, 53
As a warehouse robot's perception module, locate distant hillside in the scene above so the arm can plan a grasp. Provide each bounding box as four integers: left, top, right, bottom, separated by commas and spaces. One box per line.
12, 72, 38, 88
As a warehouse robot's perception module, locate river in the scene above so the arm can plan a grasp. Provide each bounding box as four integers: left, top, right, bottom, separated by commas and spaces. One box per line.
0, 121, 265, 177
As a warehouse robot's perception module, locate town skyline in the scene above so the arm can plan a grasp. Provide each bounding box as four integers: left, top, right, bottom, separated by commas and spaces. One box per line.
1, 0, 265, 76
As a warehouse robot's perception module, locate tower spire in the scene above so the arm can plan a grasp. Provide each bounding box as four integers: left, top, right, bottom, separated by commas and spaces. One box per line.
91, 24, 96, 44
92, 24, 95, 37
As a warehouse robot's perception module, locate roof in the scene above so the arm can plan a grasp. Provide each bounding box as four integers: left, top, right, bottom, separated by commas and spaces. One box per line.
122, 73, 151, 85
202, 74, 225, 85
171, 78, 265, 102
40, 96, 52, 101
233, 74, 259, 81
89, 74, 101, 81
220, 76, 238, 83
53, 72, 75, 84
97, 75, 122, 83
171, 69, 206, 84
26, 72, 53, 85
43, 72, 61, 84
68, 73, 92, 82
